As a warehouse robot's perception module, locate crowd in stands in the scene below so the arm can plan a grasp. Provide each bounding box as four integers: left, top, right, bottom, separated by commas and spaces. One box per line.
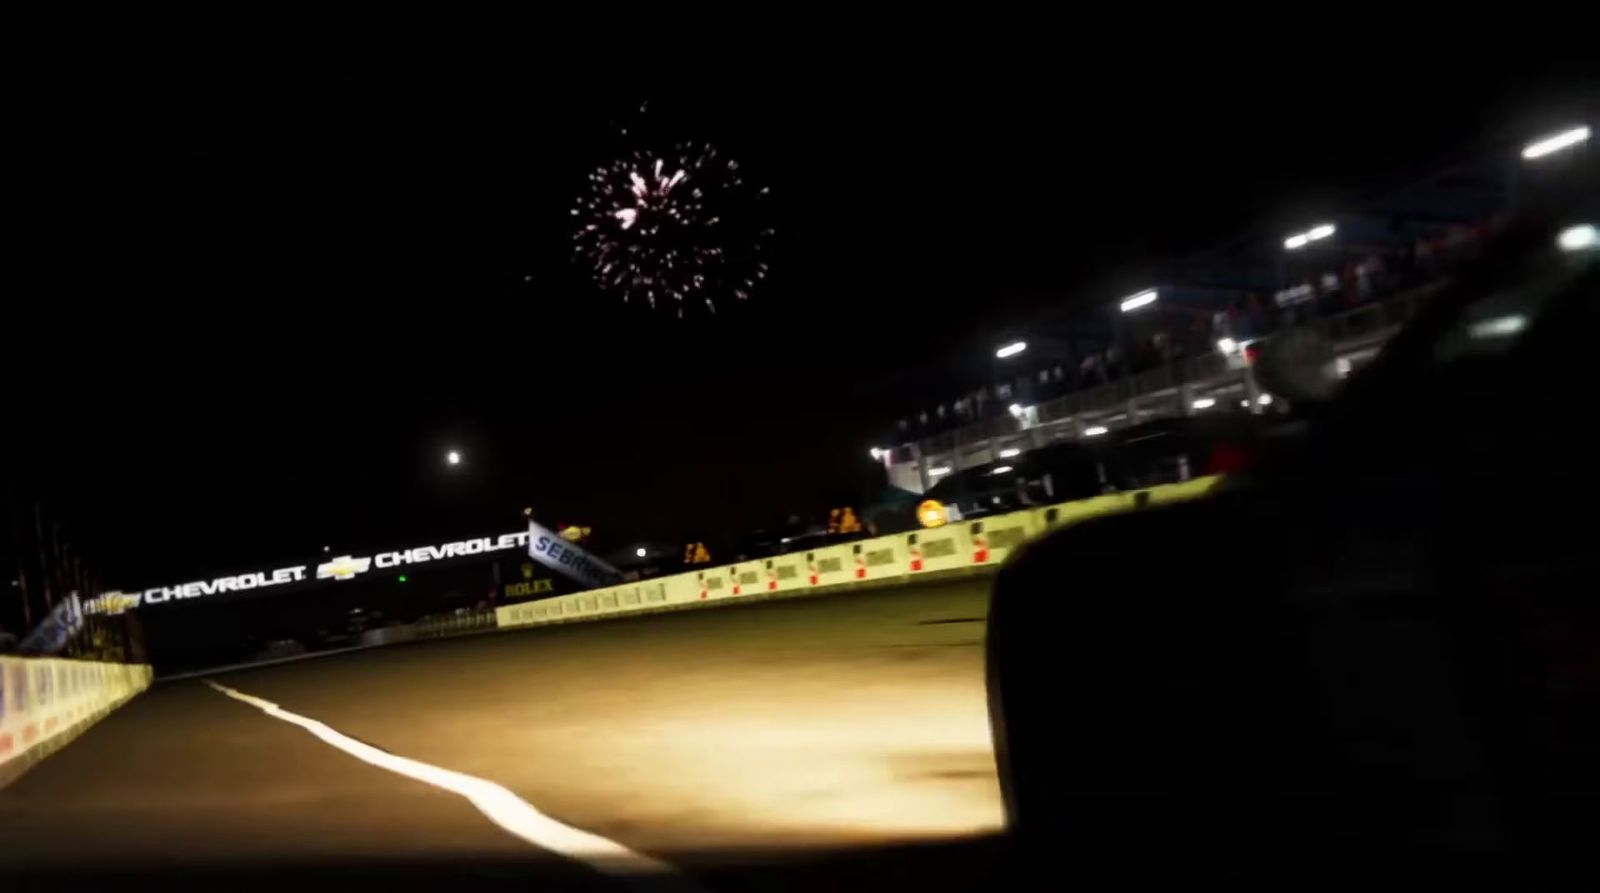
894, 218, 1498, 444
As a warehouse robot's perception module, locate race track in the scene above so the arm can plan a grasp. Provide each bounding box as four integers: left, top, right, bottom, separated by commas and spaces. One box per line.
0, 578, 1008, 890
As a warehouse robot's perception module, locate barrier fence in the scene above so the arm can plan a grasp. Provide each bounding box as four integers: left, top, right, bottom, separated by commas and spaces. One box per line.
414, 610, 496, 639
353, 608, 498, 650
0, 655, 153, 787
498, 476, 1223, 630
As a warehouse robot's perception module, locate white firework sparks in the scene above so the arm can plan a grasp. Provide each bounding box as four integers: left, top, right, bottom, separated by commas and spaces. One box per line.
572, 141, 771, 317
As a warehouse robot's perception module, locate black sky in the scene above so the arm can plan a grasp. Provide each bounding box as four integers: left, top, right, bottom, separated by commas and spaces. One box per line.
10, 8, 1597, 587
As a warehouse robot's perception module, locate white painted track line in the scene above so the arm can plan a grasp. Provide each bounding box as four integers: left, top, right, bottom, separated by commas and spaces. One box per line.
204, 680, 688, 883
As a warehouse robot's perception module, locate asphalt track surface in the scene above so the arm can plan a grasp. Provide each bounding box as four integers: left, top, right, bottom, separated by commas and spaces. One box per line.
0, 578, 1011, 891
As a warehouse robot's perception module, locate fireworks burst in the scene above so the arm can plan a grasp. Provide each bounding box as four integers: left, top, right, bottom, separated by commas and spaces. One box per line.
572, 141, 771, 316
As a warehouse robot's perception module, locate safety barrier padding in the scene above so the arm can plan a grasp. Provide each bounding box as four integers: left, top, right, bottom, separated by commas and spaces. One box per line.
497, 476, 1224, 632
0, 656, 153, 788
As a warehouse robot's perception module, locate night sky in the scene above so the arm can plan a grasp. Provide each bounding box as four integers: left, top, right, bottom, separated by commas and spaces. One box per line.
11, 8, 1596, 588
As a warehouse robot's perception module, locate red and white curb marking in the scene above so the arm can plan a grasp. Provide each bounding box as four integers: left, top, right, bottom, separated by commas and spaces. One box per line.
204, 680, 688, 883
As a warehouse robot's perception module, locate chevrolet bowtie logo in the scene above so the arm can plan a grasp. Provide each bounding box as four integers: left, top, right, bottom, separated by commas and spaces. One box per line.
316, 555, 372, 581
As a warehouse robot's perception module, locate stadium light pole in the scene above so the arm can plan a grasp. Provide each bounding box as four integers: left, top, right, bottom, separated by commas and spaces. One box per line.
1110, 289, 1159, 389
988, 341, 1030, 429
1278, 223, 1339, 326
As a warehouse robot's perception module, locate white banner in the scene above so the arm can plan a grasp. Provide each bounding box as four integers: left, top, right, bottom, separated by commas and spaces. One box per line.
106, 530, 537, 611
526, 521, 622, 589
20, 593, 84, 655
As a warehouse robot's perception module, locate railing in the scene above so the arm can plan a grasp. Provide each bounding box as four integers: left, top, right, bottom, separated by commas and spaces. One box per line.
1313, 290, 1417, 345
499, 477, 1226, 634
412, 609, 496, 640
359, 608, 497, 648
896, 291, 1418, 460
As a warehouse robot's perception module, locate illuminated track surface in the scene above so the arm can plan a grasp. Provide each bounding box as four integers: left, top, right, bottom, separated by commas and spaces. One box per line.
0, 578, 1008, 890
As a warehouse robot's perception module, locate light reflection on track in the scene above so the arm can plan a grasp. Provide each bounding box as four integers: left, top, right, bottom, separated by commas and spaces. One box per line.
1, 578, 1002, 886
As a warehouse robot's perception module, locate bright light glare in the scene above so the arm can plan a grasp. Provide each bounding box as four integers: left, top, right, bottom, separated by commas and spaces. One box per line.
995, 341, 1028, 359
991, 466, 1013, 475
1083, 426, 1108, 437
1007, 403, 1024, 417
1285, 223, 1336, 250
635, 547, 647, 558
1522, 125, 1590, 160
1258, 393, 1274, 406
929, 466, 952, 477
1192, 397, 1216, 410
1216, 337, 1238, 354
446, 450, 461, 466
1557, 223, 1598, 252
998, 447, 1021, 458
1469, 314, 1528, 339
1119, 290, 1158, 313
869, 447, 885, 461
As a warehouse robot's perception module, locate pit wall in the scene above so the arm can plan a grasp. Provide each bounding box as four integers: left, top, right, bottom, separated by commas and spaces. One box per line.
0, 656, 153, 787
498, 476, 1222, 629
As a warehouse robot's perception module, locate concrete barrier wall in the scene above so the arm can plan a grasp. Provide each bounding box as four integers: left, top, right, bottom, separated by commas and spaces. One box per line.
0, 655, 153, 787
498, 476, 1224, 631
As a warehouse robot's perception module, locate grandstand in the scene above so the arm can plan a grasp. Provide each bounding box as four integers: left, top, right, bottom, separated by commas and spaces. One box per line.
873, 125, 1592, 494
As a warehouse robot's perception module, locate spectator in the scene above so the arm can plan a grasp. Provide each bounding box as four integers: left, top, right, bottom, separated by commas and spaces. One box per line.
1105, 344, 1124, 380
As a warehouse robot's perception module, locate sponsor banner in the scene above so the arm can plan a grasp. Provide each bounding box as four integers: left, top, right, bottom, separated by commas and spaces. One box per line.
82, 591, 140, 616
503, 578, 555, 599
504, 564, 557, 600
527, 520, 623, 590
98, 530, 536, 612
371, 532, 531, 570
20, 594, 84, 655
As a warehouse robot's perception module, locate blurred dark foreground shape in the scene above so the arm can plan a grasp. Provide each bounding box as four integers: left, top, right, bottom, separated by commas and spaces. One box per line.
988, 209, 1600, 890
